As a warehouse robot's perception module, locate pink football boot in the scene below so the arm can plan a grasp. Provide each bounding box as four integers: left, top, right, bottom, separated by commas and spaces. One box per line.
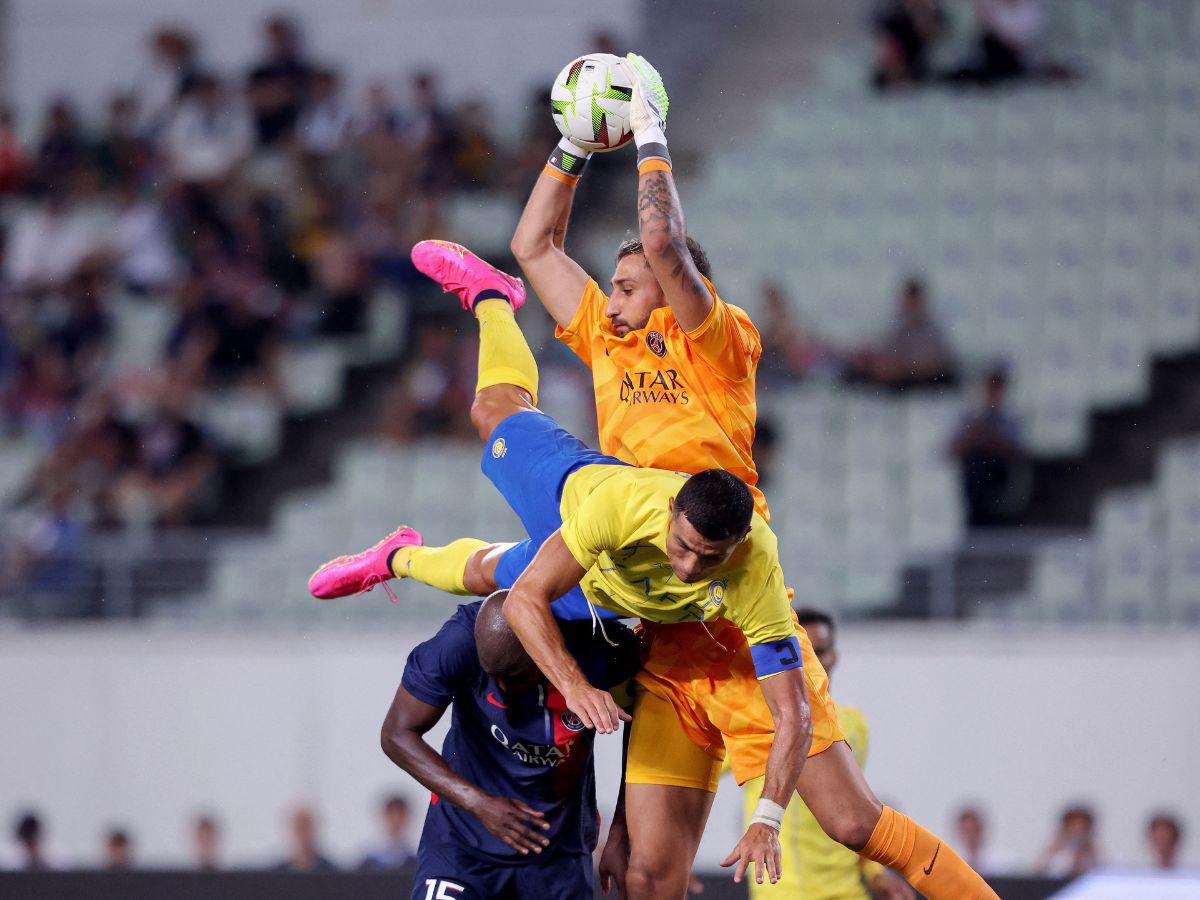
411, 240, 526, 312
307, 526, 423, 602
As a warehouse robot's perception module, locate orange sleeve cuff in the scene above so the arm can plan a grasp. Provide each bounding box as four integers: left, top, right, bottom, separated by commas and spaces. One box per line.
638, 159, 672, 175
543, 164, 580, 186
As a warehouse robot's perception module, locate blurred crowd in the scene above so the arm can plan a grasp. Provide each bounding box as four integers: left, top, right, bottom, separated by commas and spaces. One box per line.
756, 276, 1026, 526
2, 797, 417, 873
0, 14, 569, 599
869, 0, 1076, 92
3, 800, 1187, 876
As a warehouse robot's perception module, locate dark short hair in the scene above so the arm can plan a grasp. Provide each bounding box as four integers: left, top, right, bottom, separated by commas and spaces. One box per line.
674, 470, 753, 540
1061, 805, 1095, 827
15, 813, 41, 843
383, 795, 409, 815
616, 235, 712, 280
794, 607, 835, 638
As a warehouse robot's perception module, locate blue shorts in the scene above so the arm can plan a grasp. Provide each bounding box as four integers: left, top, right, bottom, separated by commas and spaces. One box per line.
481, 411, 624, 621
412, 843, 592, 900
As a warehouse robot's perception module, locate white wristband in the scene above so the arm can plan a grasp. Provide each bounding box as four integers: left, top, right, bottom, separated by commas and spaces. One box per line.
634, 124, 667, 150
750, 798, 786, 832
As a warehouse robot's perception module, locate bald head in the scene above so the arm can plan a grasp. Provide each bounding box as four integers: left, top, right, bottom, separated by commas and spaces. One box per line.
475, 591, 538, 685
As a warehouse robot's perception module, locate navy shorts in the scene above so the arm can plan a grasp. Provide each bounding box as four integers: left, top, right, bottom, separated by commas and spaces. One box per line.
412, 843, 593, 900
481, 411, 624, 621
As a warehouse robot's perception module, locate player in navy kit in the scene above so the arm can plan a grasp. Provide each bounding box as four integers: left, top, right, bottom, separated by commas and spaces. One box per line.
381, 590, 639, 900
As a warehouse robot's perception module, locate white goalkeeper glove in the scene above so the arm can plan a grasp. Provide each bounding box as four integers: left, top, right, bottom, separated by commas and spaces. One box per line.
621, 52, 671, 167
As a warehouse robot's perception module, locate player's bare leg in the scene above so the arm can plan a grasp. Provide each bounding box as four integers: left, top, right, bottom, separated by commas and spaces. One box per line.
797, 742, 999, 899
623, 783, 714, 900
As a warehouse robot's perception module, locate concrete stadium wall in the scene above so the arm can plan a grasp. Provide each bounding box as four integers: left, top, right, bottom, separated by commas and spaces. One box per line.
1, 619, 1197, 871
6, 0, 638, 127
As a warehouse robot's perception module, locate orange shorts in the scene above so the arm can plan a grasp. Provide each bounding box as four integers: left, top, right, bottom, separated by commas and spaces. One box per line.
626, 615, 844, 792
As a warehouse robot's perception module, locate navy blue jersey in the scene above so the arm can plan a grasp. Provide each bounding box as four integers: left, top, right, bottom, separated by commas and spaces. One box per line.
402, 602, 638, 864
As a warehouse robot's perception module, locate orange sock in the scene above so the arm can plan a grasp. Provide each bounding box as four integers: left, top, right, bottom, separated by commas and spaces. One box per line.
861, 806, 999, 900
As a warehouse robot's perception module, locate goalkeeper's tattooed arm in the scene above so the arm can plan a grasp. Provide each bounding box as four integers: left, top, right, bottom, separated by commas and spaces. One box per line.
637, 168, 713, 331
623, 52, 713, 331
510, 141, 592, 329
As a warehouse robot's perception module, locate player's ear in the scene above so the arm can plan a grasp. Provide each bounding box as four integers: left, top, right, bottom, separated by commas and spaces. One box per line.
668, 497, 675, 514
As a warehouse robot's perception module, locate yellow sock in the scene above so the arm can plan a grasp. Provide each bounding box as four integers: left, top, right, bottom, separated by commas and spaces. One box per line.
861, 806, 998, 900
391, 539, 489, 596
475, 298, 539, 404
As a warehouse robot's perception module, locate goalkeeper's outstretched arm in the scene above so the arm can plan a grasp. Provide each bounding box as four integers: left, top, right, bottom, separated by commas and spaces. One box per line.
623, 53, 713, 332
510, 140, 593, 330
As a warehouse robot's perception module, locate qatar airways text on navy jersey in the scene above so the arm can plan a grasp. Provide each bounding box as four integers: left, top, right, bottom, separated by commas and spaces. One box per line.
400, 602, 638, 864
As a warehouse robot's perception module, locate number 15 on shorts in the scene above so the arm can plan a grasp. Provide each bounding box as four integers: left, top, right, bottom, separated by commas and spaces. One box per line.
423, 879, 465, 899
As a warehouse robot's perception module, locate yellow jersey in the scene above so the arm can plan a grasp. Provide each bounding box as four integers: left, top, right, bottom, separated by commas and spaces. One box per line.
556, 277, 768, 519
557, 464, 795, 653
741, 704, 884, 899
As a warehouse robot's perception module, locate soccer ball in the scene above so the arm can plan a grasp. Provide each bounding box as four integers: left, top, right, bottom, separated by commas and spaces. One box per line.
550, 53, 634, 152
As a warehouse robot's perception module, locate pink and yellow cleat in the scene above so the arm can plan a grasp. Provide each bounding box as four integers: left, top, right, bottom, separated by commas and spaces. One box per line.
411, 240, 526, 313
307, 526, 423, 602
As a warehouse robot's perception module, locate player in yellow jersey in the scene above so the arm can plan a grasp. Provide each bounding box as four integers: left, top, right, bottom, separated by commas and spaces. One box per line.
738, 609, 912, 900
508, 54, 994, 899
309, 235, 999, 900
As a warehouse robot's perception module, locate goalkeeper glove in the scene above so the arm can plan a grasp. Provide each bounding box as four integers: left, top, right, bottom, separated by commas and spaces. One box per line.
621, 52, 671, 169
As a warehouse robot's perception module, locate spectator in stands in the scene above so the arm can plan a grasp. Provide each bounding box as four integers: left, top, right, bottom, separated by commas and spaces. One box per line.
103, 827, 134, 870
137, 27, 201, 136
408, 72, 459, 193
377, 322, 477, 443
949, 0, 1047, 86
96, 94, 152, 189
3, 189, 98, 290
355, 81, 405, 139
950, 368, 1025, 527
173, 277, 283, 394
855, 276, 957, 389
360, 795, 417, 870
110, 392, 220, 526
453, 99, 499, 189
759, 282, 839, 385
191, 813, 221, 871
7, 812, 51, 871
33, 98, 88, 192
953, 805, 1016, 877
753, 418, 779, 493
311, 223, 369, 335
1147, 812, 1184, 869
297, 68, 352, 157
1037, 805, 1101, 878
871, 0, 947, 91
0, 106, 27, 195
110, 182, 179, 294
276, 806, 337, 872
245, 15, 312, 147
161, 74, 252, 186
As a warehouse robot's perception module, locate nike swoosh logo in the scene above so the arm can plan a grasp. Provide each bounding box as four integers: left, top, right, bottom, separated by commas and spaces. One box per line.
923, 843, 941, 876
486, 693, 507, 709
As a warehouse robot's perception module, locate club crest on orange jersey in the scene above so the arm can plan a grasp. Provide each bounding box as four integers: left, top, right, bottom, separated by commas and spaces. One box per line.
646, 331, 667, 357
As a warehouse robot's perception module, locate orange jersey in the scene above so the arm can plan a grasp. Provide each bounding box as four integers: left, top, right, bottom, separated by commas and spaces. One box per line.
556, 277, 768, 517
